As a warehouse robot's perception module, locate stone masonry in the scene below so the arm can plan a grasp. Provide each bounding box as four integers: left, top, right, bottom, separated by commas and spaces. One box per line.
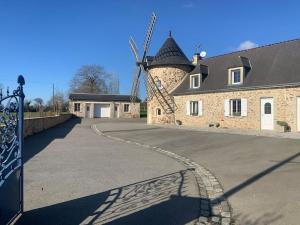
174, 86, 300, 132
147, 65, 190, 124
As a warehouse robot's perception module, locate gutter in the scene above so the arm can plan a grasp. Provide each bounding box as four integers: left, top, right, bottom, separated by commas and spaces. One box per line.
173, 82, 300, 96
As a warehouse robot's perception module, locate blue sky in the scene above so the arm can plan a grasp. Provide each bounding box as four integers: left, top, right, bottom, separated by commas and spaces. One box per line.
1, 0, 300, 102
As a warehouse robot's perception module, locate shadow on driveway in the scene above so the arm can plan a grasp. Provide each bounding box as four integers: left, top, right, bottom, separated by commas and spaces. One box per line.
24, 117, 81, 163
17, 170, 202, 225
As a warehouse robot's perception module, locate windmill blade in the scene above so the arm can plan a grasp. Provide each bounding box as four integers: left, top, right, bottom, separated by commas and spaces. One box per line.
130, 66, 143, 102
129, 37, 139, 62
142, 12, 157, 58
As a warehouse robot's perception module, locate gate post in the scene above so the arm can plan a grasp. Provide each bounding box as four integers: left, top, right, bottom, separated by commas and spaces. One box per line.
17, 75, 25, 214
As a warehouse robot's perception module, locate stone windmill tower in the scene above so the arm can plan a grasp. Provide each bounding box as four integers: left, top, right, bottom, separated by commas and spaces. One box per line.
145, 32, 194, 124
129, 13, 194, 124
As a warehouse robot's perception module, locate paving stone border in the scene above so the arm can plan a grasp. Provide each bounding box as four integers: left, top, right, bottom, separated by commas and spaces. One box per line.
92, 124, 233, 225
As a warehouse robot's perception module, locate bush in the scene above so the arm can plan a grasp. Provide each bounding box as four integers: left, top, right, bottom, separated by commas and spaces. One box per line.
277, 121, 288, 127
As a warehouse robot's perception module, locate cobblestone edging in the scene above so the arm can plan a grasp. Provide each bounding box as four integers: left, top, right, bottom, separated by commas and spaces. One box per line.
92, 124, 233, 225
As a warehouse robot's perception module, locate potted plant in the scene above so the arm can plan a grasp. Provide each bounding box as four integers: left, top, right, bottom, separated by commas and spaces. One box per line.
276, 121, 290, 132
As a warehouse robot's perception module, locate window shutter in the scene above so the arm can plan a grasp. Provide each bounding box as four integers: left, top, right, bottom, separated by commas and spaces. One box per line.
224, 99, 230, 116
198, 100, 203, 116
186, 101, 190, 116
241, 98, 247, 117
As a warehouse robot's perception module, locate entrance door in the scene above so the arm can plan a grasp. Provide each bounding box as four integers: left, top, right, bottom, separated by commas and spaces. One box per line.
114, 105, 119, 118
94, 104, 110, 118
261, 98, 274, 130
86, 104, 91, 118
297, 97, 300, 131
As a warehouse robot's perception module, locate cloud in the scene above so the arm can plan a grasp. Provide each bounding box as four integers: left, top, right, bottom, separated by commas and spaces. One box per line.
237, 40, 258, 50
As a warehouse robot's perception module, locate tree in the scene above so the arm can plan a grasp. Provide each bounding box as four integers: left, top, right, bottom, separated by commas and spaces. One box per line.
24, 99, 33, 112
47, 90, 68, 113
107, 73, 120, 94
70, 65, 119, 94
34, 98, 44, 112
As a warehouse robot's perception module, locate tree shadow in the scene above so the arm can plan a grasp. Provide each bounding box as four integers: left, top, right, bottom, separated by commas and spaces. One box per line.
24, 117, 81, 163
16, 170, 202, 225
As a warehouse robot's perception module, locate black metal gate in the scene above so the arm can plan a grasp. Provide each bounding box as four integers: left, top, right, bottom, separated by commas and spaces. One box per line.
0, 76, 25, 225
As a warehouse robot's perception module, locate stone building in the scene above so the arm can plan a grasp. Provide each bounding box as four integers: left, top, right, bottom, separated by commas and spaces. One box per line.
69, 93, 140, 119
146, 34, 300, 132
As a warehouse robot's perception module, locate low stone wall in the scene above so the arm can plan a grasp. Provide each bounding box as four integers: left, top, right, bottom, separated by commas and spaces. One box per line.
24, 114, 72, 138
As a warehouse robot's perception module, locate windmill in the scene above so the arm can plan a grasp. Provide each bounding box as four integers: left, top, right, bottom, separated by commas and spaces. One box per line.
129, 12, 157, 103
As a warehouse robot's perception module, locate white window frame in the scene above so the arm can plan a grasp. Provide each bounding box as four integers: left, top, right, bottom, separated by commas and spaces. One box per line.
228, 67, 243, 85
224, 98, 247, 117
124, 103, 130, 113
230, 99, 241, 116
74, 103, 80, 112
190, 101, 199, 116
231, 69, 241, 85
190, 74, 201, 89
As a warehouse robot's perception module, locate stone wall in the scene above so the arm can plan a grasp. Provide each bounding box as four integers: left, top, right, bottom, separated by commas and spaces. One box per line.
173, 87, 300, 132
24, 114, 72, 138
147, 65, 191, 124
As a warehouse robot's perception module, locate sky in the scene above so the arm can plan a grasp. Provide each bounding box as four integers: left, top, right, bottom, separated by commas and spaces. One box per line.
1, 0, 300, 102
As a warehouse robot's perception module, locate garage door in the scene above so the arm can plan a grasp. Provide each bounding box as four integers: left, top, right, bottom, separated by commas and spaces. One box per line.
94, 104, 110, 118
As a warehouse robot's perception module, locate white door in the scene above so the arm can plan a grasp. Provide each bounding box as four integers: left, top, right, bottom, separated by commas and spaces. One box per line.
94, 104, 110, 118
297, 97, 300, 131
261, 98, 274, 130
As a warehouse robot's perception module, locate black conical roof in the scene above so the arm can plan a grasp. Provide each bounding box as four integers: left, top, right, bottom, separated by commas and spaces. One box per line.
148, 33, 193, 68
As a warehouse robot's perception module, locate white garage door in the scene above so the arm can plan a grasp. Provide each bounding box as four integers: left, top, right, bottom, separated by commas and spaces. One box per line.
94, 104, 110, 118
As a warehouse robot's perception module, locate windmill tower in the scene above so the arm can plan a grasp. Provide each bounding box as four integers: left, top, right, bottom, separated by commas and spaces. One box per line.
129, 14, 194, 124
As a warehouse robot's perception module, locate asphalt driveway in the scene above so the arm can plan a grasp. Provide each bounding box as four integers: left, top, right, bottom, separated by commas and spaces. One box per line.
96, 119, 300, 225
17, 118, 201, 225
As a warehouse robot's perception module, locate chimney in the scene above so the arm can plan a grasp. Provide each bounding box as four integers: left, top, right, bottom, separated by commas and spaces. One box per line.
192, 53, 201, 65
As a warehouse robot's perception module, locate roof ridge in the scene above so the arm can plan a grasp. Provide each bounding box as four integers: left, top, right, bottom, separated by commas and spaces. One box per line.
204, 37, 300, 60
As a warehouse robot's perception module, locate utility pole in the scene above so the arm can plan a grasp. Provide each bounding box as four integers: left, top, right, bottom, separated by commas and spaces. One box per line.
52, 84, 55, 113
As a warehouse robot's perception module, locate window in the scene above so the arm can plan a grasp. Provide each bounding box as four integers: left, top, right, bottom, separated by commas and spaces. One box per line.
190, 101, 199, 116
231, 69, 241, 84
156, 108, 161, 116
74, 103, 80, 112
124, 104, 130, 112
230, 99, 241, 116
156, 79, 162, 89
190, 74, 200, 88
264, 103, 271, 114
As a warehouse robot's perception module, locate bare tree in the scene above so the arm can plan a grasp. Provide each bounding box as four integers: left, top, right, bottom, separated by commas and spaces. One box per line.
70, 65, 120, 94
107, 73, 120, 94
47, 90, 68, 113
34, 98, 44, 112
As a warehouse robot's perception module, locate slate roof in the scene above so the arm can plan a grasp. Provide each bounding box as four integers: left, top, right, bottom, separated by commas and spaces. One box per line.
148, 33, 194, 68
69, 93, 141, 102
173, 38, 300, 95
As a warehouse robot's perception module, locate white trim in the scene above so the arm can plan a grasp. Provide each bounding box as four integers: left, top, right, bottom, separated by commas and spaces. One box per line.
241, 98, 247, 117
224, 99, 230, 116
186, 101, 190, 116
190, 74, 201, 89
231, 69, 242, 85
198, 100, 203, 116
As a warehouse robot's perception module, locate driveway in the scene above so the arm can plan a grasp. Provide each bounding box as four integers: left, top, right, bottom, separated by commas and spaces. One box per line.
17, 118, 201, 225
95, 119, 300, 225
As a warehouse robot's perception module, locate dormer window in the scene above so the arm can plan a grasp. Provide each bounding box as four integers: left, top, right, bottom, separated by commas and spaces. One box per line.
232, 69, 241, 84
228, 67, 243, 85
190, 74, 200, 89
